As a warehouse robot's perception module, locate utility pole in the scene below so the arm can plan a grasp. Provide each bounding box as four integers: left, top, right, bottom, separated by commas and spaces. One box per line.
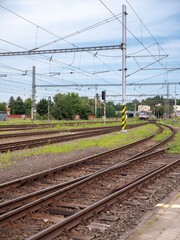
121, 4, 127, 132
104, 91, 106, 124
31, 66, 36, 122
95, 85, 97, 121
102, 91, 106, 124
48, 96, 51, 123
175, 84, 177, 119
134, 103, 136, 117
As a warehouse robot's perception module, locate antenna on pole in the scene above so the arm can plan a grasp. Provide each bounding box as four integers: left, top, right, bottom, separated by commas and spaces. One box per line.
121, 4, 127, 132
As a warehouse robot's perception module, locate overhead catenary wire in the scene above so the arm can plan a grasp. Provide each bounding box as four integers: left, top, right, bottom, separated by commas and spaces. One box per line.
0, 2, 179, 102
98, 0, 167, 72
0, 4, 122, 80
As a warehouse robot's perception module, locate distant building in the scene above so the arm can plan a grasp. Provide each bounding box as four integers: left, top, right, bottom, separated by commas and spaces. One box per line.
74, 115, 80, 120
8, 115, 31, 119
155, 103, 162, 107
138, 105, 151, 112
174, 105, 180, 117
6, 106, 10, 115
174, 105, 180, 112
88, 115, 95, 119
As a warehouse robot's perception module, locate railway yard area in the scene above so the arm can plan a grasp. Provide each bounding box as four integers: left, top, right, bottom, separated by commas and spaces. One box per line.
0, 120, 179, 240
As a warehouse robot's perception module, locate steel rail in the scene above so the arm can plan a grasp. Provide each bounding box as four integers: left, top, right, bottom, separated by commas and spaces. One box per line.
0, 123, 149, 152
0, 123, 160, 191
28, 159, 180, 240
0, 126, 121, 152
0, 140, 175, 227
0, 123, 146, 139
0, 121, 153, 131
0, 124, 174, 216
0, 123, 174, 211
0, 121, 119, 132
0, 145, 171, 214
0, 124, 175, 238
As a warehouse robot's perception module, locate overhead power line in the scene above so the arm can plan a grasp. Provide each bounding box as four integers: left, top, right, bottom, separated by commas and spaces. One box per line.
0, 4, 122, 80
98, 0, 167, 71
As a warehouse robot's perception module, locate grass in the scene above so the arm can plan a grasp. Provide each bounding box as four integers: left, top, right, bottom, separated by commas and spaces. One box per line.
0, 124, 157, 168
152, 126, 172, 141
157, 119, 180, 128
155, 119, 180, 154
167, 132, 180, 154
0, 117, 144, 126
0, 118, 145, 133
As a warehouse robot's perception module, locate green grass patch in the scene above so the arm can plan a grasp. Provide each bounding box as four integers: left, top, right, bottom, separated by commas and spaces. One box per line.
167, 131, 180, 154
153, 126, 172, 141
157, 119, 180, 128
155, 119, 180, 154
0, 124, 157, 168
0, 117, 144, 126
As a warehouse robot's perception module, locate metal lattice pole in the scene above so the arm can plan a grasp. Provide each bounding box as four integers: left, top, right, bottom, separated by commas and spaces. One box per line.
121, 5, 127, 132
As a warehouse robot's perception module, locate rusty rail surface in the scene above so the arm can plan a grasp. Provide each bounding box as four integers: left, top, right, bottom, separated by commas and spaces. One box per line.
28, 159, 180, 240
0, 141, 176, 227
0, 124, 162, 191
0, 124, 177, 239
0, 123, 148, 153
0, 124, 175, 213
0, 123, 146, 139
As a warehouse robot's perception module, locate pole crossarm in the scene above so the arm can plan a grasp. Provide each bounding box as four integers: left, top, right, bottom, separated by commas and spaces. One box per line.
0, 44, 123, 57
36, 82, 180, 88
107, 94, 168, 97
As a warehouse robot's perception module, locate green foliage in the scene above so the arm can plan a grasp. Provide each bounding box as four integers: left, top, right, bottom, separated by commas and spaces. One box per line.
36, 98, 48, 116
0, 124, 158, 166
24, 98, 32, 116
52, 92, 93, 120
153, 126, 172, 141
167, 131, 180, 154
10, 96, 25, 115
0, 102, 7, 111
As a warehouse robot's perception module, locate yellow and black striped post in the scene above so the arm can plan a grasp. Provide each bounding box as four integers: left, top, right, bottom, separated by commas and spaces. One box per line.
122, 104, 126, 131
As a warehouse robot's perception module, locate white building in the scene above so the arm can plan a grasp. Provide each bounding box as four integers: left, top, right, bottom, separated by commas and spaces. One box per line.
174, 105, 180, 117
138, 105, 151, 112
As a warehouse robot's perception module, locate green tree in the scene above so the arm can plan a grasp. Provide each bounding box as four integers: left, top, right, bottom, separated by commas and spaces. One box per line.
52, 92, 92, 120
36, 98, 48, 116
9, 96, 15, 112
0, 102, 7, 111
106, 101, 116, 117
177, 99, 180, 105
10, 96, 25, 115
24, 98, 32, 116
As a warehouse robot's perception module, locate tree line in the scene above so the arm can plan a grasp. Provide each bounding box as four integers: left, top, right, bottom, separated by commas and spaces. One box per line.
0, 93, 179, 120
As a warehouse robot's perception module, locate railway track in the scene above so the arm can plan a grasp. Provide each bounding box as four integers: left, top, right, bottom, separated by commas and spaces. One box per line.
0, 123, 148, 153
0, 121, 122, 132
0, 124, 165, 202
0, 124, 177, 239
0, 123, 146, 139
0, 145, 179, 239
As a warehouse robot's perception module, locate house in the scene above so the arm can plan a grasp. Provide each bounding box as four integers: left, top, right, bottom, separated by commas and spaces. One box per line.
174, 105, 180, 117
138, 105, 151, 112
6, 106, 10, 115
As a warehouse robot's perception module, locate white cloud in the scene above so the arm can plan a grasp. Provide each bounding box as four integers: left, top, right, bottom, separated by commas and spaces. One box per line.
0, 0, 179, 102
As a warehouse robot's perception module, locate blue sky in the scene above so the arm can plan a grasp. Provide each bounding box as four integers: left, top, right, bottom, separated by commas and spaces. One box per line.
0, 0, 179, 104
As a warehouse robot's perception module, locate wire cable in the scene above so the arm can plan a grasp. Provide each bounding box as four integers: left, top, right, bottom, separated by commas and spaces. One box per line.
98, 0, 167, 71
